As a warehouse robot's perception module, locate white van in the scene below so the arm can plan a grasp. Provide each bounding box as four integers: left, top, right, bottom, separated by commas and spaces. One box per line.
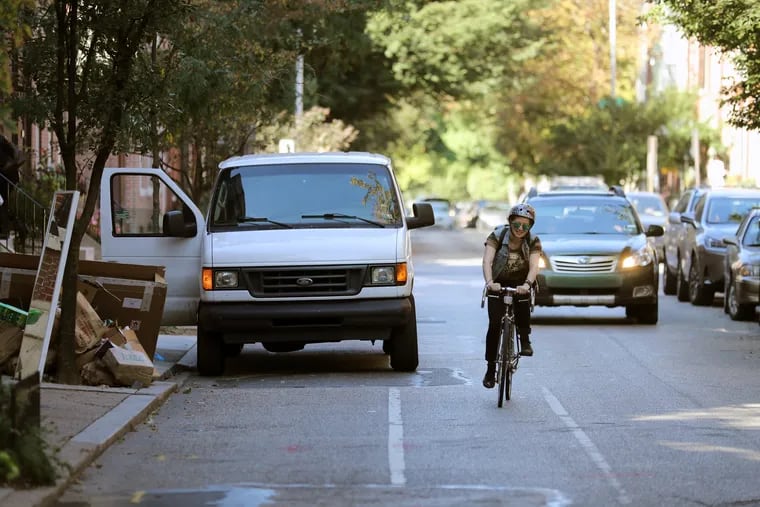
99, 152, 434, 375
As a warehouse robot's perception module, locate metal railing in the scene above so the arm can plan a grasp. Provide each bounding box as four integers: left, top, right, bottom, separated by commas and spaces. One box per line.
0, 172, 48, 255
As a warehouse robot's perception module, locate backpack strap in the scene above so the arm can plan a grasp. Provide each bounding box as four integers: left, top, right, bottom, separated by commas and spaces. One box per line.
496, 225, 509, 251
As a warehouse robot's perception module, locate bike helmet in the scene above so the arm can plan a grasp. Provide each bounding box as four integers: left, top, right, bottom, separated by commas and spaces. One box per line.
508, 203, 536, 224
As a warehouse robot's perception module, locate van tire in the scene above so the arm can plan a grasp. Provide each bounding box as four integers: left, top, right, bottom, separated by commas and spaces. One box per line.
197, 326, 225, 376
390, 296, 419, 372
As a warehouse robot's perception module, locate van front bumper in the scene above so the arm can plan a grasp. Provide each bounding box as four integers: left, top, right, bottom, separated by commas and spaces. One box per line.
198, 297, 413, 343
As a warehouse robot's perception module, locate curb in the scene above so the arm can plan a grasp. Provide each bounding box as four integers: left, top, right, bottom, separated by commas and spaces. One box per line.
2, 363, 191, 507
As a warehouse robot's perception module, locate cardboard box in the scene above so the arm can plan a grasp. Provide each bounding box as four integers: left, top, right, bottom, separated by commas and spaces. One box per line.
0, 253, 167, 361
103, 346, 154, 386
0, 321, 24, 365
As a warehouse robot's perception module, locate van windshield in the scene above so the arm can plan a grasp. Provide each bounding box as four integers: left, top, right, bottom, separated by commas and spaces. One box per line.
210, 162, 403, 230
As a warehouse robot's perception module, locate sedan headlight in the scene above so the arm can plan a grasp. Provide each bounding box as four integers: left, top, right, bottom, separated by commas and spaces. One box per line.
620, 246, 654, 269
738, 264, 760, 278
706, 236, 726, 249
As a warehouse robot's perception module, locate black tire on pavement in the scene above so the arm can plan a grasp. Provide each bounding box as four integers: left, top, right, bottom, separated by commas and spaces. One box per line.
197, 326, 225, 376
382, 339, 392, 355
727, 283, 755, 321
636, 302, 658, 325
688, 260, 714, 306
663, 263, 677, 295
390, 296, 419, 372
676, 260, 690, 302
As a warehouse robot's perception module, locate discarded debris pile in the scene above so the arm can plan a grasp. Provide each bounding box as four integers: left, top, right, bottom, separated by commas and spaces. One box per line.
0, 253, 167, 387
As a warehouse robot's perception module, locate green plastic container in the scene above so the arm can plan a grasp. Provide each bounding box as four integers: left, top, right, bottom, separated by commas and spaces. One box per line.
0, 302, 42, 327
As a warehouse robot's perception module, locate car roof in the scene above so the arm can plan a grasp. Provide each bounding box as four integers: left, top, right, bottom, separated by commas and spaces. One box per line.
525, 186, 627, 201
219, 151, 390, 169
702, 187, 760, 198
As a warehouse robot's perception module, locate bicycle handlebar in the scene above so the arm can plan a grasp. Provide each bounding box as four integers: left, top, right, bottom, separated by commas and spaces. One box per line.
480, 285, 523, 308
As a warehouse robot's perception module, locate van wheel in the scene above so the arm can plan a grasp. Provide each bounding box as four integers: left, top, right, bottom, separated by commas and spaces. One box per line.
197, 326, 225, 376
224, 343, 243, 357
390, 296, 419, 372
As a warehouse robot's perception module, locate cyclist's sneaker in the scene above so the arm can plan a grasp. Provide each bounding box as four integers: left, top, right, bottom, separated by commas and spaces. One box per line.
482, 362, 496, 388
520, 337, 533, 356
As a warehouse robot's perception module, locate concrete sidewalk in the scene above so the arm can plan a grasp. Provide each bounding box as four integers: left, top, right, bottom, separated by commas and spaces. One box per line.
0, 333, 197, 507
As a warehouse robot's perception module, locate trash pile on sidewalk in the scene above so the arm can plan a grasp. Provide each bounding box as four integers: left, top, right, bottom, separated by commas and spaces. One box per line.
0, 253, 167, 387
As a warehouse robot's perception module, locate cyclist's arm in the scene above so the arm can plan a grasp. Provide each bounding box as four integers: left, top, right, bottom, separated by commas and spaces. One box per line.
483, 243, 499, 290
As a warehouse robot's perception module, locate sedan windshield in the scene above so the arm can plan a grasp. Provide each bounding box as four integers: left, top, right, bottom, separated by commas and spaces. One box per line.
706, 197, 760, 224
531, 198, 639, 235
210, 163, 402, 230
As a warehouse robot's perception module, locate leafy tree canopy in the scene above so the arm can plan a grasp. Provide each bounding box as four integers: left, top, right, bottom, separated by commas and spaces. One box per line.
652, 0, 760, 130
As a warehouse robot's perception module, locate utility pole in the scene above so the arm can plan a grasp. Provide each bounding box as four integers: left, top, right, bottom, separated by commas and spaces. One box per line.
609, 0, 616, 98
295, 29, 304, 126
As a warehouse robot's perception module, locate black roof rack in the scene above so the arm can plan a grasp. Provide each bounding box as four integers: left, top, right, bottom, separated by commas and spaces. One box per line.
609, 185, 626, 197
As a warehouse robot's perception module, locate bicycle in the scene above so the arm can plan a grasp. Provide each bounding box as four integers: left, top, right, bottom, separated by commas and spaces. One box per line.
481, 285, 534, 407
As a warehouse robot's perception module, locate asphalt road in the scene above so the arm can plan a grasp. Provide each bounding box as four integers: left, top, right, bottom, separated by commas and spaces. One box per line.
55, 228, 760, 507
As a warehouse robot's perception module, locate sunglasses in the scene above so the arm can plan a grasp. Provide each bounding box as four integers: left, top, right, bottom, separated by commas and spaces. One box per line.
511, 221, 532, 232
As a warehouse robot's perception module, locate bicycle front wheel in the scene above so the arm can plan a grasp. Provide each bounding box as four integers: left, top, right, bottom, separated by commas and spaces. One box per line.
498, 358, 510, 406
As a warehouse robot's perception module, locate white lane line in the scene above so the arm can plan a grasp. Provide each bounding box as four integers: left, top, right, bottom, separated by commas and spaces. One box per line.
542, 387, 632, 505
388, 387, 406, 486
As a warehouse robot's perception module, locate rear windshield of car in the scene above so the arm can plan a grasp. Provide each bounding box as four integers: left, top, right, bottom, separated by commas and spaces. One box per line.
629, 194, 667, 217
705, 197, 760, 224
530, 197, 639, 235
209, 163, 402, 230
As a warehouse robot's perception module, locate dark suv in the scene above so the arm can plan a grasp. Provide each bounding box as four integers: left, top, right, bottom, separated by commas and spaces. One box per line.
680, 188, 760, 306
524, 187, 663, 324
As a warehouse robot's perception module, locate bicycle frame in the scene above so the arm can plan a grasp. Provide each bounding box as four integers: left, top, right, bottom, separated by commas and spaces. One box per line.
481, 285, 534, 407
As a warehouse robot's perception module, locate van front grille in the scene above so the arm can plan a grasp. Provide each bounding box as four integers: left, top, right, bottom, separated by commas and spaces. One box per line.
245, 266, 365, 297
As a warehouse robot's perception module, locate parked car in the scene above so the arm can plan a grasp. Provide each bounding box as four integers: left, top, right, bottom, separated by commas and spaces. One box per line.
418, 197, 455, 229
454, 200, 483, 228
679, 187, 760, 306
722, 207, 760, 320
523, 186, 663, 324
627, 191, 669, 262
662, 187, 708, 299
475, 201, 511, 232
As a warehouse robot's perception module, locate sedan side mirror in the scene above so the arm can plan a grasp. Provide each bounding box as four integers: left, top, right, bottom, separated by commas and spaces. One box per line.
645, 224, 664, 237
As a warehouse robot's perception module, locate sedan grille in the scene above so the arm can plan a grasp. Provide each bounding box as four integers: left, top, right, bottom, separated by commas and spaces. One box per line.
551, 255, 617, 273
244, 266, 365, 297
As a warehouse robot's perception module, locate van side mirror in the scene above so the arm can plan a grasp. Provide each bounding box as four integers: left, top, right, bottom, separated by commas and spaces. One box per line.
407, 202, 435, 230
163, 210, 197, 237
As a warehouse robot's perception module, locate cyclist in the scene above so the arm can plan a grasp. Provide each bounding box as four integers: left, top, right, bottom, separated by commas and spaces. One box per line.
481, 203, 542, 389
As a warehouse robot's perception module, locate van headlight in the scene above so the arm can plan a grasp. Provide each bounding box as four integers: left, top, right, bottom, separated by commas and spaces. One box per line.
368, 263, 407, 285
203, 268, 238, 290
620, 246, 654, 269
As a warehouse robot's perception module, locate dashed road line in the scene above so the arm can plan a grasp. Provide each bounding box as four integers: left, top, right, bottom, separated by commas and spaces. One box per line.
543, 387, 632, 505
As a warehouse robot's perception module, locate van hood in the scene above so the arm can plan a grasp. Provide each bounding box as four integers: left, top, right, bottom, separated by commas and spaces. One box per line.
209, 228, 402, 265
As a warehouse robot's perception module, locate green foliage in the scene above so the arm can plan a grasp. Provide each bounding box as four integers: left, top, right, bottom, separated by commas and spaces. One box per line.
258, 106, 358, 153
0, 379, 57, 488
544, 88, 720, 186
654, 0, 760, 130
0, 0, 34, 124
